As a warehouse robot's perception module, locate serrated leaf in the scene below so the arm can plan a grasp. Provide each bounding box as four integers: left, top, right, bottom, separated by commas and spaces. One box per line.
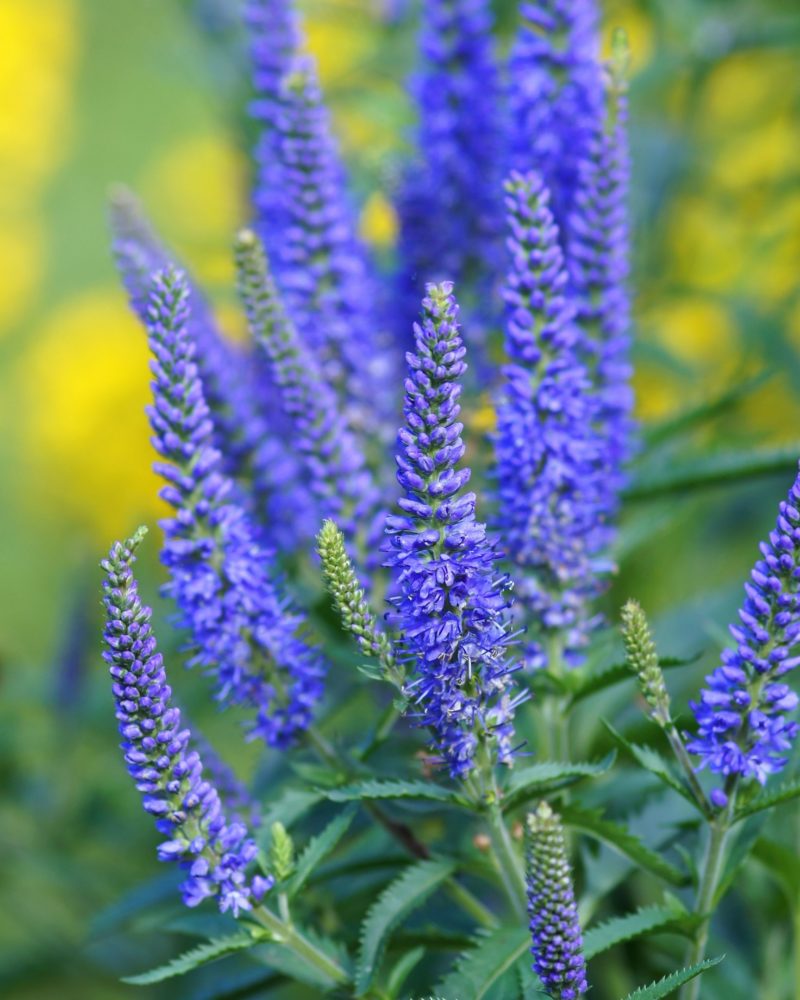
621, 956, 723, 999
583, 903, 685, 960
327, 779, 460, 805
502, 755, 616, 812
568, 654, 701, 708
625, 444, 799, 501
287, 804, 357, 898
355, 857, 455, 994
735, 774, 800, 820
258, 788, 323, 851
436, 926, 533, 1000
603, 722, 696, 806
712, 813, 766, 906
252, 927, 351, 989
122, 931, 257, 985
560, 804, 688, 886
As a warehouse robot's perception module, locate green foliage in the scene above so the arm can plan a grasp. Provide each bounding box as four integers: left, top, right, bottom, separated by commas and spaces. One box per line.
603, 722, 696, 806
560, 804, 689, 886
326, 778, 463, 805
121, 930, 259, 985
436, 926, 534, 1000
501, 755, 616, 811
286, 804, 357, 897
355, 857, 456, 994
734, 774, 800, 821
268, 821, 296, 882
583, 902, 688, 961
620, 956, 723, 999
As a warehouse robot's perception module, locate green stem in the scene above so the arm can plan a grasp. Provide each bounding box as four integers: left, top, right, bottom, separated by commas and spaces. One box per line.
680, 788, 737, 1000
665, 724, 713, 819
444, 877, 498, 929
252, 904, 349, 986
487, 801, 527, 916
545, 636, 569, 761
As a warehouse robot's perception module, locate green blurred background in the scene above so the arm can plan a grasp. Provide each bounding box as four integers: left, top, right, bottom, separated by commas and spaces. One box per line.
0, 0, 799, 996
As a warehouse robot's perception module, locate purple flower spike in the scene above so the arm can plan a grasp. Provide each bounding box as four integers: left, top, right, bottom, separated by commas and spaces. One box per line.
493, 172, 611, 669
526, 801, 588, 999
386, 282, 524, 778
101, 528, 273, 914
509, 0, 602, 232
397, 0, 504, 328
688, 464, 800, 789
143, 267, 326, 748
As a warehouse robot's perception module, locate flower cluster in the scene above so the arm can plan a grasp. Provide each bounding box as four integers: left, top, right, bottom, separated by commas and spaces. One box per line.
251, 51, 396, 438
688, 465, 800, 789
526, 802, 588, 999
493, 172, 610, 668
509, 0, 602, 231
397, 0, 504, 324
385, 282, 523, 776
143, 268, 326, 747
101, 528, 272, 915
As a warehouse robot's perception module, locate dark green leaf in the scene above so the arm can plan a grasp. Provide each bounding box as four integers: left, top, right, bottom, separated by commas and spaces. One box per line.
752, 837, 800, 901
584, 903, 686, 960
603, 722, 696, 806
121, 931, 258, 985
568, 654, 701, 708
384, 946, 425, 999
252, 928, 351, 990
735, 774, 800, 820
713, 814, 767, 907
621, 956, 723, 999
560, 804, 688, 886
327, 778, 460, 805
355, 857, 455, 994
287, 805, 357, 898
436, 926, 534, 1000
502, 754, 616, 812
625, 445, 799, 501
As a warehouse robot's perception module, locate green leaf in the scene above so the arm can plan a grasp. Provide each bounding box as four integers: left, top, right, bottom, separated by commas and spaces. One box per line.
583, 903, 686, 961
258, 788, 323, 846
735, 774, 800, 820
501, 754, 616, 812
621, 956, 723, 999
625, 445, 799, 501
355, 857, 455, 994
252, 927, 351, 990
603, 722, 696, 806
560, 804, 688, 886
752, 837, 800, 901
436, 926, 534, 1000
287, 804, 357, 898
712, 814, 766, 907
327, 779, 461, 805
384, 946, 426, 999
644, 370, 772, 448
121, 931, 258, 985
568, 654, 701, 708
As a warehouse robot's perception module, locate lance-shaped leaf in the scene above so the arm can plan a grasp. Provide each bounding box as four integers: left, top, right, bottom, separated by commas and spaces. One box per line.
734, 773, 800, 821
122, 931, 260, 985
436, 926, 533, 1000
327, 779, 463, 806
583, 902, 687, 961
501, 755, 616, 812
560, 804, 688, 886
603, 722, 696, 806
567, 654, 701, 708
287, 805, 358, 898
355, 857, 456, 994
620, 956, 723, 999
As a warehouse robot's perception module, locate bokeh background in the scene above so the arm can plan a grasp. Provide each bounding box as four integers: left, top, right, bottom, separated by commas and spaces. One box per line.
1, 0, 799, 996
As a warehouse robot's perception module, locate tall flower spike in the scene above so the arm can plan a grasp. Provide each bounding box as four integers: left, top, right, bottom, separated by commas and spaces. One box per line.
526, 802, 588, 999
396, 0, 504, 332
143, 267, 326, 747
567, 29, 634, 504
385, 282, 524, 777
509, 0, 602, 233
254, 53, 396, 440
109, 186, 314, 551
687, 463, 800, 792
244, 0, 303, 262
621, 600, 671, 728
101, 528, 272, 915
235, 230, 382, 557
493, 172, 610, 670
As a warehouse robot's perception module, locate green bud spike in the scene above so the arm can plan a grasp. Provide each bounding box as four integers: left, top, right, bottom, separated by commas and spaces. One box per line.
621, 599, 671, 727
317, 520, 399, 681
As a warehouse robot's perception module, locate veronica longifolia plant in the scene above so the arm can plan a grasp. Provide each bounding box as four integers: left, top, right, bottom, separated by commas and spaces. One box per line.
97, 1, 798, 997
